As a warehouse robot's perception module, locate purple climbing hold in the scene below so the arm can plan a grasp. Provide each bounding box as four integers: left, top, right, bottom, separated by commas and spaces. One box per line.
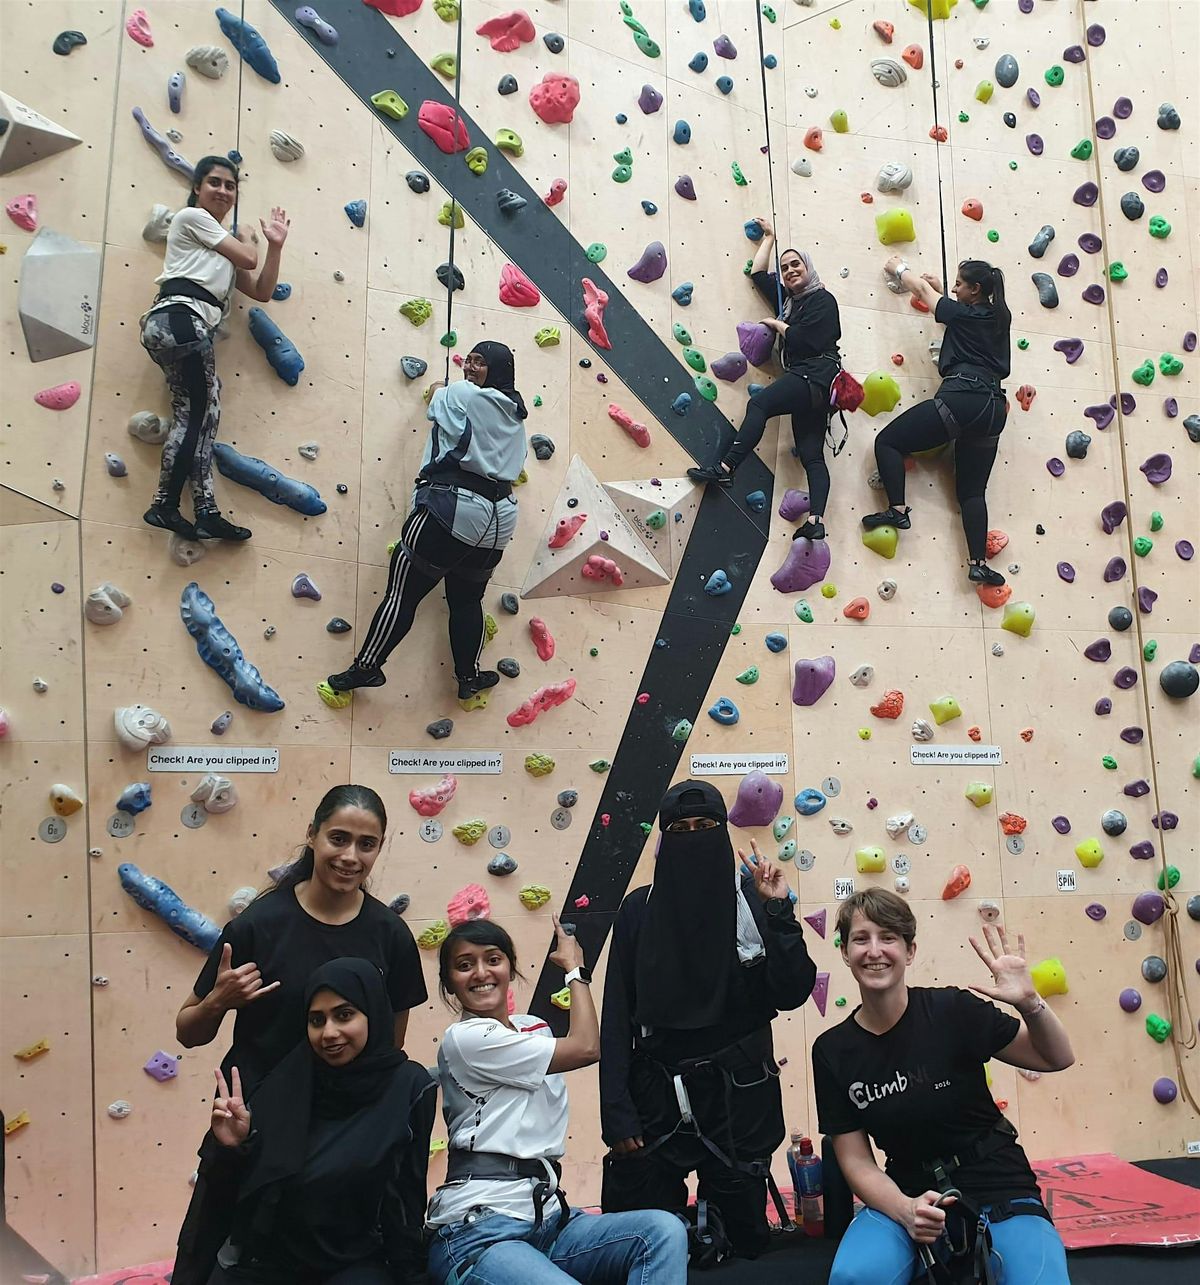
1152, 811, 1179, 831
1095, 117, 1115, 140
1026, 88, 1041, 109
1164, 398, 1179, 417
1191, 643, 1200, 663
295, 6, 339, 46
1085, 404, 1115, 430
712, 352, 748, 382
778, 489, 811, 521
674, 174, 697, 200
638, 84, 663, 114
1018, 0, 1033, 13
1177, 540, 1195, 561
1087, 25, 1106, 47
792, 656, 836, 707
1078, 233, 1102, 254
1120, 727, 1145, 745
1085, 902, 1107, 922
1025, 134, 1044, 156
1118, 987, 1142, 1012
1117, 393, 1136, 415
1155, 268, 1168, 288
771, 538, 831, 594
728, 769, 783, 828
168, 71, 185, 113
1103, 557, 1127, 583
1058, 254, 1080, 277
1124, 779, 1150, 797
1052, 816, 1072, 834
1154, 1079, 1178, 1105
1129, 840, 1155, 860
1113, 666, 1138, 689
1113, 96, 1133, 119
1084, 638, 1112, 663
1183, 331, 1197, 353
737, 321, 775, 368
1053, 338, 1084, 363
1046, 458, 1065, 477
1142, 170, 1166, 193
713, 35, 737, 59
1073, 182, 1099, 206
1137, 587, 1158, 613
1063, 45, 1085, 64
1056, 562, 1076, 582
627, 241, 668, 283
1082, 285, 1105, 305
1101, 501, 1127, 534
1094, 697, 1112, 715
1140, 453, 1172, 484
291, 572, 321, 601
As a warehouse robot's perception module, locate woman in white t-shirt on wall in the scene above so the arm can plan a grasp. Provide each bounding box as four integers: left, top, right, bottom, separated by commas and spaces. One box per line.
141, 155, 290, 543
426, 917, 688, 1285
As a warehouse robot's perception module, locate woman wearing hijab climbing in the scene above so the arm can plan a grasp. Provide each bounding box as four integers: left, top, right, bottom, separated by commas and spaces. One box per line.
172, 784, 427, 1284
814, 889, 1073, 1284
205, 957, 437, 1282
599, 781, 818, 1262
141, 155, 290, 543
863, 257, 1011, 587
688, 219, 843, 541
326, 340, 528, 703
426, 917, 688, 1284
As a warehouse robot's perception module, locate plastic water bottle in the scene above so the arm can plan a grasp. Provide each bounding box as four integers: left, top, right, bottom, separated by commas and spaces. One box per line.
787, 1131, 805, 1223
794, 1135, 824, 1236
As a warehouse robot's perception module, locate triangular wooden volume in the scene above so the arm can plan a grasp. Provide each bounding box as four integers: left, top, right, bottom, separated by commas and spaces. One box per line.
602, 474, 702, 579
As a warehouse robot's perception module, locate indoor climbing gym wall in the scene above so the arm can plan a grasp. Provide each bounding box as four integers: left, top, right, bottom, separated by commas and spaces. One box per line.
1, 0, 1197, 1275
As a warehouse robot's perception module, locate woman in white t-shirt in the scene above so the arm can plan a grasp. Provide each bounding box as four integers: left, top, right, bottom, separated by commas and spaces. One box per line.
141, 155, 290, 543
427, 918, 688, 1284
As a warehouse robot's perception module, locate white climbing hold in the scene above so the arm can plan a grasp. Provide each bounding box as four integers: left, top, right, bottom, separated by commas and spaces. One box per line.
107, 1100, 133, 1119
185, 45, 229, 78
991, 642, 1005, 657
791, 156, 813, 177
849, 664, 874, 688
168, 532, 206, 566
85, 582, 132, 625
114, 704, 171, 751
885, 811, 915, 838
298, 442, 319, 460
911, 718, 935, 742
877, 578, 897, 600
228, 885, 256, 916
268, 130, 304, 162
894, 875, 910, 893
191, 773, 237, 813
871, 59, 907, 88
876, 161, 913, 193
32, 676, 49, 692
128, 410, 169, 443
829, 817, 853, 835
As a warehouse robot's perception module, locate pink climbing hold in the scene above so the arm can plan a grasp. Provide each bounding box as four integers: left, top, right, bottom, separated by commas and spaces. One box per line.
583, 278, 612, 350
408, 774, 458, 817
125, 8, 153, 47
548, 513, 587, 548
5, 194, 37, 231
544, 178, 567, 207
582, 554, 625, 586
529, 618, 555, 661
498, 262, 541, 308
34, 381, 81, 411
364, 0, 423, 15
804, 909, 827, 938
507, 678, 577, 727
608, 403, 651, 449
811, 971, 830, 1017
477, 10, 536, 53
417, 101, 470, 154
447, 883, 491, 927
529, 72, 581, 125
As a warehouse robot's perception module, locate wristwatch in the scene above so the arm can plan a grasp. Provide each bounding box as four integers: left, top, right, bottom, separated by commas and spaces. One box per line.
764, 897, 790, 918
564, 966, 592, 986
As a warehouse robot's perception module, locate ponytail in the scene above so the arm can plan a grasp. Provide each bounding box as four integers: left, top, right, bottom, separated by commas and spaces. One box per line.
958, 259, 1010, 343
260, 783, 388, 898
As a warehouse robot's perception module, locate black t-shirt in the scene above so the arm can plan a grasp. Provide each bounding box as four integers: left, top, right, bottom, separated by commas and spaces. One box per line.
935, 296, 1010, 380
812, 987, 1041, 1208
751, 271, 842, 376
193, 887, 427, 1092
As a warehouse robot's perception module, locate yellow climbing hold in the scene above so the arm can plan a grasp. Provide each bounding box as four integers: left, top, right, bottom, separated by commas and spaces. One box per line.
453, 819, 488, 845
929, 694, 963, 725
550, 985, 572, 1010
13, 1038, 50, 1061
862, 371, 902, 416
400, 297, 432, 326
855, 846, 887, 874
495, 128, 524, 156
438, 200, 465, 229
4, 1111, 30, 1136
432, 0, 459, 18
1001, 602, 1035, 637
524, 753, 555, 777
975, 81, 994, 103
858, 727, 872, 739
458, 690, 490, 712
519, 883, 552, 909
316, 681, 352, 709
861, 525, 899, 559
964, 781, 994, 807
1074, 837, 1104, 868
465, 146, 488, 175
875, 207, 916, 245
1031, 957, 1068, 997
821, 583, 838, 599
49, 784, 83, 816
371, 90, 409, 120
535, 326, 561, 348
908, 0, 958, 17
417, 919, 450, 950
483, 613, 498, 646
430, 53, 458, 79
830, 108, 849, 133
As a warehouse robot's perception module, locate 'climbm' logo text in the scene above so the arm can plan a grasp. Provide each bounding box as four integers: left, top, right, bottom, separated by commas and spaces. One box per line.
849, 1071, 909, 1109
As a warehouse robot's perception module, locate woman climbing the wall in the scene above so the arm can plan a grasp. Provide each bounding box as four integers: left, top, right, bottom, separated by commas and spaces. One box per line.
205, 958, 436, 1282
862, 258, 1010, 587
425, 917, 689, 1284
141, 155, 290, 543
688, 219, 842, 542
326, 340, 528, 702
813, 889, 1074, 1285
171, 784, 427, 1284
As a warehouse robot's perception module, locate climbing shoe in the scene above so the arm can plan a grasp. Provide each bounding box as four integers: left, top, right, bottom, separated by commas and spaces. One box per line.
193, 511, 252, 541
968, 563, 1006, 587
793, 519, 826, 541
861, 506, 911, 530
457, 670, 500, 702
687, 463, 734, 486
327, 664, 386, 692
143, 505, 198, 540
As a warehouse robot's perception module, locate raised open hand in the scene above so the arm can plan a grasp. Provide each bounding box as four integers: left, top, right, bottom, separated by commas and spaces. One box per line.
968, 923, 1037, 1011
211, 1066, 251, 1148
259, 206, 290, 246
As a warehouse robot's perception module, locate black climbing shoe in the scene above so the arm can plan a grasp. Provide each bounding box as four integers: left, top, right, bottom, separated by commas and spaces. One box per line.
861, 506, 911, 530
143, 505, 198, 540
193, 511, 253, 541
968, 563, 1006, 587
327, 664, 386, 692
794, 519, 826, 541
457, 670, 500, 702
687, 463, 734, 486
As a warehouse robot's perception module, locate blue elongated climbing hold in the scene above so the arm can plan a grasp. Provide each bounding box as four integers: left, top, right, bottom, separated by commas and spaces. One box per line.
247, 307, 305, 385
119, 863, 221, 952
673, 120, 692, 144
795, 787, 827, 815
765, 632, 788, 652
344, 199, 367, 228
180, 581, 286, 711
216, 7, 281, 83
708, 696, 740, 725
272, 283, 292, 300
212, 443, 326, 516
688, 52, 709, 73
672, 281, 694, 305
672, 392, 692, 415
705, 569, 732, 595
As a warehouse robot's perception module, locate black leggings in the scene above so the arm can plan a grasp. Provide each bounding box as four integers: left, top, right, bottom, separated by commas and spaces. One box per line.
873, 392, 1006, 562
723, 373, 831, 516
356, 506, 503, 678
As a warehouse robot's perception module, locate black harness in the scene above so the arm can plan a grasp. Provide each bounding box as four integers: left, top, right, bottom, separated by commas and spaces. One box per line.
154, 277, 225, 310
934, 365, 1006, 443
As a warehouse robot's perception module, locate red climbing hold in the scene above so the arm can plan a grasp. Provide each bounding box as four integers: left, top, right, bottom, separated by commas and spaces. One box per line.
1015, 384, 1036, 411
125, 8, 153, 47
608, 403, 651, 449
843, 597, 870, 620
902, 44, 924, 70
873, 20, 895, 44
582, 554, 625, 586
583, 278, 612, 350
967, 726, 982, 742
548, 513, 587, 548
942, 864, 972, 900
891, 353, 904, 366
985, 529, 1009, 558
870, 689, 905, 720
804, 126, 823, 152
529, 618, 555, 661
5, 194, 37, 231
529, 72, 580, 125
476, 10, 536, 53
418, 101, 470, 154
999, 812, 1027, 835
929, 124, 948, 142
498, 262, 541, 308
976, 582, 1011, 609
861, 192, 874, 204
1019, 727, 1034, 742
544, 178, 567, 207
34, 381, 81, 411
910, 295, 930, 313
364, 0, 424, 16
961, 198, 984, 221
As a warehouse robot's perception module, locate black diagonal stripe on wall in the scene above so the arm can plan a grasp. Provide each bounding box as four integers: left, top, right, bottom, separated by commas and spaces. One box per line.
271, 1, 777, 1027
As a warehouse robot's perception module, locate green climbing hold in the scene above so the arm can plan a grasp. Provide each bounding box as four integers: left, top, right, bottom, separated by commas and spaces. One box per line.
830, 108, 849, 133
958, 111, 970, 123
795, 600, 814, 623
438, 200, 464, 228
730, 623, 742, 635
1149, 511, 1163, 532
743, 259, 754, 275
400, 297, 432, 325
1108, 262, 1127, 281
763, 4, 777, 21
1131, 359, 1155, 386
1101, 755, 1118, 770
465, 146, 488, 175
586, 242, 607, 263
1143, 639, 1158, 661
1009, 160, 1018, 170
634, 32, 661, 57
619, 0, 633, 16
835, 996, 847, 1008
731, 161, 747, 186
736, 666, 760, 685
440, 330, 457, 347
612, 165, 632, 183
1159, 353, 1183, 375
1045, 65, 1064, 86
987, 229, 999, 242
639, 821, 653, 836
430, 53, 457, 79
534, 327, 560, 348
1157, 865, 1180, 890
1017, 338, 1029, 350
1148, 216, 1171, 239
694, 374, 718, 401
589, 758, 611, 773
613, 147, 633, 166
533, 395, 543, 407
672, 719, 693, 741
682, 347, 707, 372
371, 90, 409, 120
453, 819, 487, 845
1133, 536, 1152, 557
589, 647, 599, 657
432, 0, 458, 18
645, 509, 666, 530
495, 128, 524, 156
1070, 138, 1093, 160
622, 14, 645, 34
672, 322, 692, 345
975, 80, 993, 103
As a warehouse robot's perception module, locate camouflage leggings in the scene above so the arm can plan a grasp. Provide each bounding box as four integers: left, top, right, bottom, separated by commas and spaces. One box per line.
141, 306, 222, 512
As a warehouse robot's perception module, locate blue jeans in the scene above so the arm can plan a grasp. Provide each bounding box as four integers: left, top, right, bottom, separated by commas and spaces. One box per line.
830, 1203, 1070, 1285
427, 1207, 688, 1285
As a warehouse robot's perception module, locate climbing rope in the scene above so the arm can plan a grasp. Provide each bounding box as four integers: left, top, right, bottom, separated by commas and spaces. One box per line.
922, 1, 951, 291
442, 1, 466, 385
231, 0, 247, 232
752, 2, 784, 316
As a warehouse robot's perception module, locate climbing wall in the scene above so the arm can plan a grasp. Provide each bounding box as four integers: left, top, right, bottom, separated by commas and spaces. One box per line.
0, 0, 1196, 1275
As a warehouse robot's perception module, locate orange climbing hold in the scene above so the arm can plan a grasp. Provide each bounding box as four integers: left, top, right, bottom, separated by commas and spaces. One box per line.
942, 864, 972, 900
910, 295, 930, 313
529, 617, 555, 661
985, 529, 1009, 558
967, 726, 982, 742
870, 689, 904, 719
583, 278, 612, 350
1019, 727, 1035, 742
499, 262, 541, 308
892, 354, 904, 365
976, 582, 1011, 609
843, 597, 870, 620
929, 124, 948, 142
608, 403, 651, 448
999, 812, 1028, 835
804, 126, 823, 152
861, 192, 874, 204
873, 20, 895, 43
1015, 384, 1036, 411
962, 199, 984, 221
903, 45, 924, 70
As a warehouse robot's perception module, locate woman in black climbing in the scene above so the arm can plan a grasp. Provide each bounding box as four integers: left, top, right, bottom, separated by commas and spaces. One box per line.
326, 340, 528, 702
141, 155, 290, 543
688, 219, 842, 542
862, 257, 1011, 587
205, 957, 436, 1283
814, 889, 1073, 1285
171, 784, 427, 1285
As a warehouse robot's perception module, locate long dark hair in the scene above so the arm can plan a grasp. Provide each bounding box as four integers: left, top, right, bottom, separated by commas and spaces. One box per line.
265, 784, 388, 897
438, 919, 524, 1009
958, 259, 1010, 340
188, 154, 239, 207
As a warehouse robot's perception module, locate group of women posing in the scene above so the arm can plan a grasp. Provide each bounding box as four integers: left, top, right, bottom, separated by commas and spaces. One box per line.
171, 781, 1073, 1285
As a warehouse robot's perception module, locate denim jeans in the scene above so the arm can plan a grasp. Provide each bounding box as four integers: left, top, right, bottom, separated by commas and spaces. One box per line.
427, 1206, 689, 1285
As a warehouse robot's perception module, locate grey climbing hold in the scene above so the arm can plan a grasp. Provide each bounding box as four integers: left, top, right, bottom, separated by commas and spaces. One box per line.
269, 130, 305, 162
168, 71, 186, 114
400, 355, 427, 379
186, 45, 229, 78
326, 617, 351, 633
1028, 225, 1055, 258
298, 442, 319, 460
1065, 430, 1091, 458
995, 54, 1019, 88
543, 32, 564, 54
497, 189, 527, 213
105, 453, 127, 477
497, 657, 521, 679
295, 5, 339, 45
1101, 809, 1127, 836
389, 893, 410, 915
557, 790, 578, 808
498, 75, 518, 95
487, 853, 518, 876
530, 435, 555, 461
1159, 660, 1198, 698
437, 262, 465, 292
53, 31, 88, 55
1157, 103, 1181, 130
500, 592, 519, 615
1120, 191, 1144, 220
1032, 272, 1059, 308
406, 170, 430, 194
19, 227, 101, 363
1114, 145, 1139, 171
426, 718, 454, 740
291, 573, 321, 601
0, 89, 83, 175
